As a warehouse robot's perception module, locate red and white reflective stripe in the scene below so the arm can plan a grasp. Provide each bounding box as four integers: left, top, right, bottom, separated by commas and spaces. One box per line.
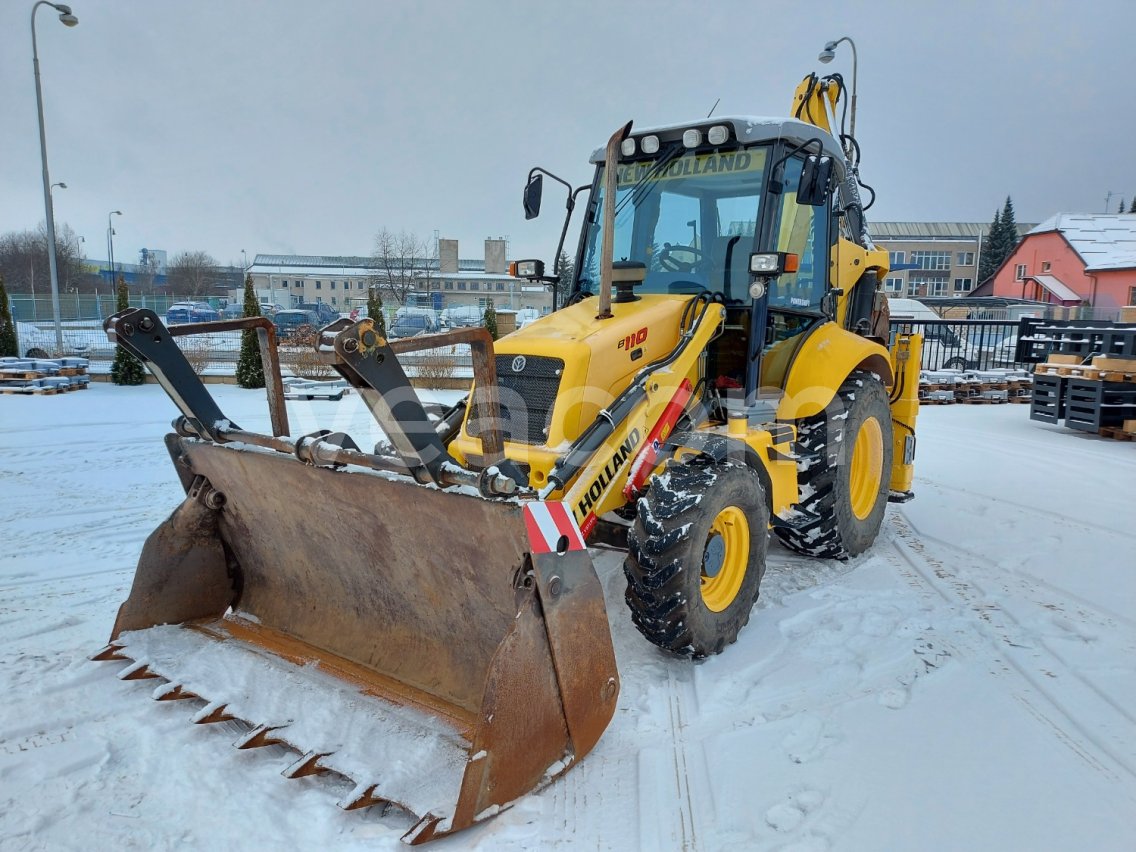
523, 501, 586, 554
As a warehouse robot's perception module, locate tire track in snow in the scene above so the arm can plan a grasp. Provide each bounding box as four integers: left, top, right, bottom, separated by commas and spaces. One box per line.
887, 512, 1136, 784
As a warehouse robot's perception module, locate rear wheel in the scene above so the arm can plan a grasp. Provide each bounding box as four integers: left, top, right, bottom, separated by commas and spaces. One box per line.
26, 347, 49, 359
774, 371, 893, 560
623, 460, 768, 657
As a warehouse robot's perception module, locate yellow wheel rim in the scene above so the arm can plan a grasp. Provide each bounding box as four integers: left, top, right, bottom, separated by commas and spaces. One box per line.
849, 417, 884, 520
700, 506, 750, 612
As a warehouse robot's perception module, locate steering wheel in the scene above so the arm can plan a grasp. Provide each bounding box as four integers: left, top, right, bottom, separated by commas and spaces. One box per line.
657, 242, 704, 273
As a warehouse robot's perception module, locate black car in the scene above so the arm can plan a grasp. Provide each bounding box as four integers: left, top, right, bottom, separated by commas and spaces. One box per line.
295, 303, 338, 324
387, 314, 438, 339
273, 309, 319, 340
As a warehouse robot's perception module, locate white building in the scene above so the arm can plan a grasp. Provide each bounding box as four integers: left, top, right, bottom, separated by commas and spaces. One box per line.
242, 239, 552, 314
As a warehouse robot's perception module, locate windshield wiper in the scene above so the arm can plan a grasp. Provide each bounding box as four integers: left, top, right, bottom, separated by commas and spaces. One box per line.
614, 143, 684, 218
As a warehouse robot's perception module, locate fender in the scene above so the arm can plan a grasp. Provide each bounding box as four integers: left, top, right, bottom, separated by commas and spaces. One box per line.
777, 323, 893, 421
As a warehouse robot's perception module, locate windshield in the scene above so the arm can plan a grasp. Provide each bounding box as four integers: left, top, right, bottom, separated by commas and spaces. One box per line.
579, 146, 770, 304
578, 144, 832, 313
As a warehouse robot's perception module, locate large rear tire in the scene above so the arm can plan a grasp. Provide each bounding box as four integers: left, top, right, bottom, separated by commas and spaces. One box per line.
623, 460, 768, 658
774, 370, 893, 560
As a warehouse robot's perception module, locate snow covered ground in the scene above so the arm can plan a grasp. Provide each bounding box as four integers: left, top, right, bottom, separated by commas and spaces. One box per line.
1, 385, 1134, 850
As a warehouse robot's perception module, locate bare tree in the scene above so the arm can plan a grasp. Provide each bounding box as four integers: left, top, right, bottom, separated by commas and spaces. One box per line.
369, 228, 432, 306
0, 223, 88, 296
167, 250, 220, 299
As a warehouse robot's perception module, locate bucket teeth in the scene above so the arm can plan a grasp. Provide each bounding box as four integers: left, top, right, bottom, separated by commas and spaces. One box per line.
119, 661, 161, 681
235, 724, 288, 750
90, 644, 129, 662
153, 682, 198, 701
338, 782, 389, 812
402, 814, 446, 845
282, 751, 332, 779
192, 703, 236, 725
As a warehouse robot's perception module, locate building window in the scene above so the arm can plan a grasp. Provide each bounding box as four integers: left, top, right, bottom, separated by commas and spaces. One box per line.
331, 296, 337, 305
1014, 264, 1027, 280
907, 281, 920, 296
315, 280, 322, 290
471, 282, 480, 291
911, 250, 952, 271
445, 281, 453, 290
1128, 286, 1136, 305
953, 278, 973, 292
458, 282, 466, 290
330, 281, 336, 290
478, 297, 489, 309
888, 250, 905, 265
496, 282, 505, 291
885, 277, 903, 292
1041, 261, 1051, 272
956, 252, 975, 266
930, 280, 947, 296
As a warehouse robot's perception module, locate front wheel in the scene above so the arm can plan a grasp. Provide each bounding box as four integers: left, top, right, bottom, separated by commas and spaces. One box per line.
944, 357, 968, 370
774, 371, 894, 560
623, 460, 768, 657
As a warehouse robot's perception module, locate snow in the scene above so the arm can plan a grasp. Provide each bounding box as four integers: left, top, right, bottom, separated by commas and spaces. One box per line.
2, 386, 1135, 850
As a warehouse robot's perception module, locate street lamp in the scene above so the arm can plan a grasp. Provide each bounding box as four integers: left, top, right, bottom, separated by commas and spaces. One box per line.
818, 36, 858, 143
107, 210, 122, 290
51, 181, 67, 192
31, 1, 79, 351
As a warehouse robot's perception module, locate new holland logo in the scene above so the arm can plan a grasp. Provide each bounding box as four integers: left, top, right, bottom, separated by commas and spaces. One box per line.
511, 355, 527, 373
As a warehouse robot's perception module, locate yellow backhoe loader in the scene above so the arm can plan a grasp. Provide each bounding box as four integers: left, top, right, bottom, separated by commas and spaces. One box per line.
94, 69, 920, 843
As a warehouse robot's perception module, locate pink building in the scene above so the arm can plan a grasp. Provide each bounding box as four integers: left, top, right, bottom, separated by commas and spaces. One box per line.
980, 214, 1136, 310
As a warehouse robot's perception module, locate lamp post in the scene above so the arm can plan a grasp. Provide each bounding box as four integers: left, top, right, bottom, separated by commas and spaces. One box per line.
31, 1, 78, 351
818, 36, 858, 144
107, 210, 122, 291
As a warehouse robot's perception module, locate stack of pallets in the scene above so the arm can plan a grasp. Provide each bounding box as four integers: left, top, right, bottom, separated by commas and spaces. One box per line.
1031, 355, 1136, 440
0, 357, 90, 395
918, 369, 1028, 405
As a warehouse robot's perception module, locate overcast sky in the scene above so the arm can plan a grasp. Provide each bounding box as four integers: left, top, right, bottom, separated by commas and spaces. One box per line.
2, 0, 1132, 269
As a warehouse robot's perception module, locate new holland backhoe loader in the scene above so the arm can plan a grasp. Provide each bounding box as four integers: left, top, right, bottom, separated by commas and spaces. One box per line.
94, 70, 919, 843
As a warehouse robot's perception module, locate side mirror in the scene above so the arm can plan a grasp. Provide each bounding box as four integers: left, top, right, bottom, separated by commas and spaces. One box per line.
523, 173, 543, 220
796, 154, 833, 206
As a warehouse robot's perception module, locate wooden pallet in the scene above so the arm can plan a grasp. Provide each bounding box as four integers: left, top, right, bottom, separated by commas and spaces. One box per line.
0, 386, 61, 395
1099, 427, 1136, 442
0, 370, 46, 381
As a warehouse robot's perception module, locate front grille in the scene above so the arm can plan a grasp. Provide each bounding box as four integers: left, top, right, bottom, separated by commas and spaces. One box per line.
470, 355, 564, 446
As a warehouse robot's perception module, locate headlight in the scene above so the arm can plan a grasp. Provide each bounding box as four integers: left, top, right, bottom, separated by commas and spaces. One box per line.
620, 137, 636, 157
641, 135, 660, 154
707, 125, 729, 145
682, 128, 702, 148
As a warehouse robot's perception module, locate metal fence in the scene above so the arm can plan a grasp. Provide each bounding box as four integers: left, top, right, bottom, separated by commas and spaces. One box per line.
888, 318, 1025, 371
9, 293, 182, 323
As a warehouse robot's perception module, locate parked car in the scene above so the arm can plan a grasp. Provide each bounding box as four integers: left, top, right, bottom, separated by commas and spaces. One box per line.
888, 297, 980, 370
272, 309, 319, 341
15, 321, 90, 358
295, 302, 338, 324
166, 302, 220, 324
220, 304, 245, 319
441, 305, 484, 328
387, 313, 438, 339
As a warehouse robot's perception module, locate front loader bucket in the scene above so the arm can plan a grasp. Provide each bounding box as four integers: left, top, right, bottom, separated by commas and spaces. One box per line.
95, 436, 619, 843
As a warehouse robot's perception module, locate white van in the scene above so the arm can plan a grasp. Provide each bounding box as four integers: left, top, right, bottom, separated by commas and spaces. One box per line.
888, 297, 978, 370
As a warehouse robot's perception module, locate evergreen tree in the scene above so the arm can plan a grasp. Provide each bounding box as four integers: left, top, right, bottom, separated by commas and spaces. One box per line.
1119, 198, 1127, 214
1129, 197, 1136, 214
0, 273, 17, 358
236, 275, 265, 389
483, 303, 498, 340
556, 250, 575, 308
998, 196, 1018, 251
110, 276, 146, 385
977, 208, 1002, 285
366, 287, 386, 336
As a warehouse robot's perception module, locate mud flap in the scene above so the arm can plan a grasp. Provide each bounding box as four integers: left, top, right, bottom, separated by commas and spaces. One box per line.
94, 436, 619, 843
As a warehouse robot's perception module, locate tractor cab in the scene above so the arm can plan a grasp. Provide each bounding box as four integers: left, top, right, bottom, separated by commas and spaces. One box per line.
572, 117, 844, 406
